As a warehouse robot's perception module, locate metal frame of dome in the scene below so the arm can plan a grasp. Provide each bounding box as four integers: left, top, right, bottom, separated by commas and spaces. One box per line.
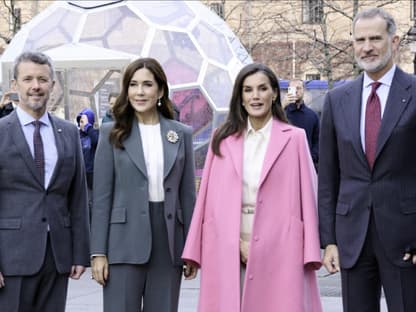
0, 0, 252, 175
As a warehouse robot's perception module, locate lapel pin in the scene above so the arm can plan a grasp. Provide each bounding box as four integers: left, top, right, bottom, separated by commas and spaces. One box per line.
166, 130, 179, 144
57, 128, 62, 133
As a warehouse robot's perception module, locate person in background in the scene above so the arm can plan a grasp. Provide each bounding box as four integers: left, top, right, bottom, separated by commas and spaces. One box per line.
77, 108, 99, 216
101, 92, 119, 123
90, 57, 196, 312
0, 90, 19, 118
0, 52, 89, 311
282, 79, 320, 168
319, 7, 416, 311
182, 63, 322, 312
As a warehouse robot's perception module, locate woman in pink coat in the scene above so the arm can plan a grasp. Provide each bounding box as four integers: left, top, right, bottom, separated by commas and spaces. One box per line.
182, 63, 322, 312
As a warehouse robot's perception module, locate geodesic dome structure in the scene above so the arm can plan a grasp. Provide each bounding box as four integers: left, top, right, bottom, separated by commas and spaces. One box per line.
0, 0, 252, 175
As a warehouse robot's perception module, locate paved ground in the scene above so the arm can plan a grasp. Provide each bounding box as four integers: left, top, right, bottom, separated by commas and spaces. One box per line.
66, 267, 387, 311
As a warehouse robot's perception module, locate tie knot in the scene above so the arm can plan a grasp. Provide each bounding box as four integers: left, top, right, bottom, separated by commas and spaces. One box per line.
371, 82, 381, 92
32, 120, 42, 129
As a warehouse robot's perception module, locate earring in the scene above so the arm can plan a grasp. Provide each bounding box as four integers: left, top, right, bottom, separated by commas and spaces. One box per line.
158, 98, 162, 107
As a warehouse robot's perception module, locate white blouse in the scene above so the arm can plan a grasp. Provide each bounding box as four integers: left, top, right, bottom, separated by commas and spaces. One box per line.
138, 122, 164, 202
241, 117, 272, 242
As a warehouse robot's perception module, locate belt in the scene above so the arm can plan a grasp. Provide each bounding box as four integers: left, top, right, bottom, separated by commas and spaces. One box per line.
242, 207, 255, 214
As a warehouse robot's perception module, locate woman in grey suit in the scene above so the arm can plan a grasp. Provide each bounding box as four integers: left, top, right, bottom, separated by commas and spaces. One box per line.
90, 58, 196, 312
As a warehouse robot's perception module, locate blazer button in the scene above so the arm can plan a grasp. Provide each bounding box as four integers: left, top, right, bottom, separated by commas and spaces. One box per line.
41, 217, 47, 222
166, 187, 171, 192
167, 213, 173, 220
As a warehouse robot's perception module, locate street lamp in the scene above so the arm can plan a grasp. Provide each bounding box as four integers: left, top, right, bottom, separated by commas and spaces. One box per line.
407, 21, 416, 74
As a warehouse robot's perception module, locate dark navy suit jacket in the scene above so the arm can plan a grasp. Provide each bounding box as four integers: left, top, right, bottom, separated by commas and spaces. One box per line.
318, 67, 416, 268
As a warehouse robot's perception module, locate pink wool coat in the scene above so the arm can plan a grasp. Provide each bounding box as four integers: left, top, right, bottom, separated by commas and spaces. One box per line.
183, 119, 322, 312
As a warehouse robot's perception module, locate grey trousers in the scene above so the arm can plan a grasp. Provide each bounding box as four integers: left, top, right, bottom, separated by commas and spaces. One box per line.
103, 202, 182, 312
0, 235, 69, 312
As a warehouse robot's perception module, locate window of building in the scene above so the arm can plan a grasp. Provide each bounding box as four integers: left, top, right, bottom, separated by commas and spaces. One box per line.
305, 73, 321, 80
303, 0, 323, 24
210, 2, 224, 19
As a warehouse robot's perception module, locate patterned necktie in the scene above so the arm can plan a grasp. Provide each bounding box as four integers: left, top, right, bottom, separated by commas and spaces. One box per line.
365, 82, 381, 170
32, 120, 45, 185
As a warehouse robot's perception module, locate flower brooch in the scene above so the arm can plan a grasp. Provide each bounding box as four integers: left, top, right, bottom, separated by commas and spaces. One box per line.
166, 130, 179, 143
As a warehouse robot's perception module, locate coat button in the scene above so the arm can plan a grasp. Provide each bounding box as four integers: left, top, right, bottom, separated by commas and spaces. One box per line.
254, 236, 259, 241
167, 213, 173, 219
248, 274, 253, 280
41, 217, 47, 222
166, 188, 171, 192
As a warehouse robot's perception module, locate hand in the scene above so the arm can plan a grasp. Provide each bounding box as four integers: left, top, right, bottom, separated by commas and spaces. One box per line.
282, 94, 297, 109
0, 271, 5, 288
0, 91, 11, 109
79, 114, 90, 131
403, 246, 416, 265
70, 265, 86, 279
183, 260, 199, 280
240, 239, 249, 264
91, 256, 109, 286
322, 244, 340, 274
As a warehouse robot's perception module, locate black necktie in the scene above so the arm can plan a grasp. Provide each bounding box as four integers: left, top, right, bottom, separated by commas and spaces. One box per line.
33, 120, 45, 185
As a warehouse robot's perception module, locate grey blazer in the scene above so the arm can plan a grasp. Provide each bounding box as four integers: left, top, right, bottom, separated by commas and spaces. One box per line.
318, 67, 416, 268
90, 114, 196, 266
0, 111, 90, 275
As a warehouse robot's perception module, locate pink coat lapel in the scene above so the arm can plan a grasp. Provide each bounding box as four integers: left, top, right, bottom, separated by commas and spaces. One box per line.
224, 133, 244, 180
259, 119, 291, 187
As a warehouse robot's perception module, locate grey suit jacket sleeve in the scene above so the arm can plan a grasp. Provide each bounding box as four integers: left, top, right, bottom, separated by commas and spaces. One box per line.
90, 123, 114, 255
179, 125, 196, 237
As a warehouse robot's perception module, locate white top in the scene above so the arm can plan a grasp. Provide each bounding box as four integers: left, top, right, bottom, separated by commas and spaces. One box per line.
139, 122, 164, 202
360, 64, 396, 152
241, 117, 272, 241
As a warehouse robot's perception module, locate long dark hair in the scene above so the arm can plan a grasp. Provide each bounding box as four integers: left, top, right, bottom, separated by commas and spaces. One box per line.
109, 58, 174, 149
212, 63, 287, 156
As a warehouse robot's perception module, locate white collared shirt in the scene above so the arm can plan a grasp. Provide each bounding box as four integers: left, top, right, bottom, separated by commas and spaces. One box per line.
360, 64, 396, 152
139, 122, 164, 202
16, 107, 57, 189
241, 117, 272, 240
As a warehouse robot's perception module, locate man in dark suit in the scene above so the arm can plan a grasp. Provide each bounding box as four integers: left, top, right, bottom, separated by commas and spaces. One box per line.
282, 79, 320, 168
0, 51, 90, 311
319, 7, 416, 311
0, 90, 18, 118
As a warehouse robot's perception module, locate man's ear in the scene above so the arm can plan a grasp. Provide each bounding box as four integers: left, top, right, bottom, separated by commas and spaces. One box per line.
392, 35, 400, 51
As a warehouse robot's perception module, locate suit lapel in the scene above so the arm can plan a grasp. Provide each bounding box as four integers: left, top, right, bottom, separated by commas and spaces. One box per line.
124, 120, 148, 177
160, 116, 180, 179
341, 76, 368, 165
47, 115, 64, 188
258, 119, 290, 187
9, 113, 42, 185
375, 68, 412, 161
